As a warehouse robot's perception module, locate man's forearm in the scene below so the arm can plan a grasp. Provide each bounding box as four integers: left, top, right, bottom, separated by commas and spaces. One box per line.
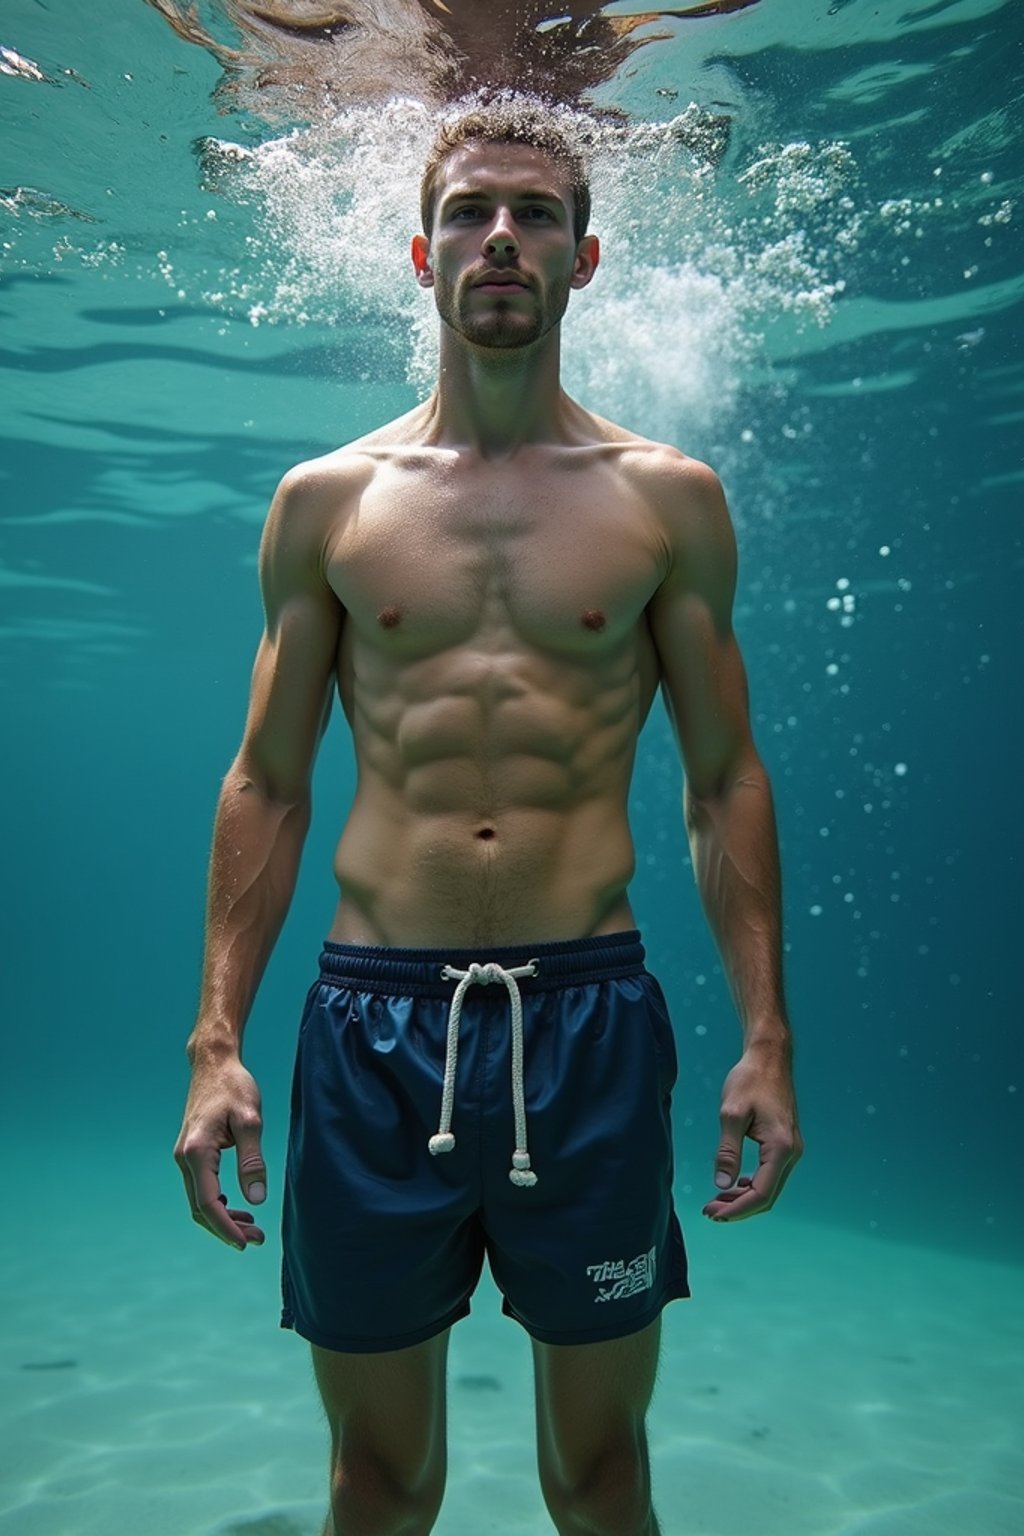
684, 761, 790, 1051
188, 766, 312, 1065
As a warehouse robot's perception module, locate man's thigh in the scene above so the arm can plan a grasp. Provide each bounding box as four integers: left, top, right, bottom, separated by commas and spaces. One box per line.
532, 1316, 662, 1474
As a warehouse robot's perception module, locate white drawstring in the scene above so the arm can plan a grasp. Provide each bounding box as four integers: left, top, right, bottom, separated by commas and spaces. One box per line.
429, 959, 540, 1187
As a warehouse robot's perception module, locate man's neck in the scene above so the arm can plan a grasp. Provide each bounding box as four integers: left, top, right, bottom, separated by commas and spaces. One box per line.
424, 325, 571, 460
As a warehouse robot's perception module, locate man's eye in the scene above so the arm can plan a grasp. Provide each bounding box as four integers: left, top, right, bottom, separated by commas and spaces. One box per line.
522, 207, 553, 220
451, 206, 482, 220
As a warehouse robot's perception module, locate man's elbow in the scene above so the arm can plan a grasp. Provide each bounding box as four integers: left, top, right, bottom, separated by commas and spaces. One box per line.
225, 752, 313, 813
684, 746, 771, 818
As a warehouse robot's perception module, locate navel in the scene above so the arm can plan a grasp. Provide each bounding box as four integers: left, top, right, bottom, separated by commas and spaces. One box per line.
476, 827, 496, 841
581, 608, 606, 632
377, 605, 402, 629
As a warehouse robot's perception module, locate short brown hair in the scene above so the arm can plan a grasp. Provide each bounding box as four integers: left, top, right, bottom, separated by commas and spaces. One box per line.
420, 97, 592, 243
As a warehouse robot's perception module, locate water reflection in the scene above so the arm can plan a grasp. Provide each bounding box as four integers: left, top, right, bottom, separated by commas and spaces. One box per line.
144, 0, 761, 118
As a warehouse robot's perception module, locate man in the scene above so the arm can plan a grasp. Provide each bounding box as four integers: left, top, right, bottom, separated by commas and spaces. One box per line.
175, 100, 802, 1536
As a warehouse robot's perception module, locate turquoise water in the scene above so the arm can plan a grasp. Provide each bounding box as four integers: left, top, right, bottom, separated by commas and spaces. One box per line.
2, 1, 1022, 1532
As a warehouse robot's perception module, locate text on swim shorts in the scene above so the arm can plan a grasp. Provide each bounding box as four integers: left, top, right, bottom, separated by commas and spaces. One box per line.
586, 1246, 657, 1302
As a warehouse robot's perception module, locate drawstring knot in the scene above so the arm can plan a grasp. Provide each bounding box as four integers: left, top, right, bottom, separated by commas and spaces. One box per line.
429, 957, 540, 1187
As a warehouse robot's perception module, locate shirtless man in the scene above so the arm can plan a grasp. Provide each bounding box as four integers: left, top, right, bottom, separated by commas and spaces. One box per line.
175, 101, 802, 1536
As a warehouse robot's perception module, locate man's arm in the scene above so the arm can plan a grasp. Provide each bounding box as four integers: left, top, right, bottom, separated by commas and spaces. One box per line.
174, 463, 346, 1250
646, 452, 802, 1221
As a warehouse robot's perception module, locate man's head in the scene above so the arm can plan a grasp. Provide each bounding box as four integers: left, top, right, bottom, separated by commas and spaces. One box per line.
419, 99, 592, 243
412, 98, 599, 352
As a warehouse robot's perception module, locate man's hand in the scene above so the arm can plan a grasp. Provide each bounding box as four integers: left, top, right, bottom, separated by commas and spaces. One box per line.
174, 1057, 268, 1251
703, 1043, 802, 1221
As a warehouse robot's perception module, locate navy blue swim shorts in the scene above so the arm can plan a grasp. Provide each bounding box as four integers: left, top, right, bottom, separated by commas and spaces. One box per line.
281, 930, 689, 1353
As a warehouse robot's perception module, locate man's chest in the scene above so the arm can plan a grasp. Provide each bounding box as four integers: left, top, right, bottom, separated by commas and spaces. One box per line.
327, 460, 667, 657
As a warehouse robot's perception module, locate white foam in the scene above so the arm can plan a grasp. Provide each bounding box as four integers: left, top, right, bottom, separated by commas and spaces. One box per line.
208, 95, 862, 443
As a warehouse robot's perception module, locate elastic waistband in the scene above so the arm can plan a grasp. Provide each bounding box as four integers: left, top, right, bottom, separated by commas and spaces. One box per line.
317, 930, 645, 997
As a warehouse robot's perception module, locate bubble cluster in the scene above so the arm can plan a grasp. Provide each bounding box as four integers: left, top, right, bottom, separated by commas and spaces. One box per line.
197, 93, 864, 441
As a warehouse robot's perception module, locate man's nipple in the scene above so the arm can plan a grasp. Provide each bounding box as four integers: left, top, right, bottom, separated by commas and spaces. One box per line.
377, 606, 402, 629
581, 609, 606, 632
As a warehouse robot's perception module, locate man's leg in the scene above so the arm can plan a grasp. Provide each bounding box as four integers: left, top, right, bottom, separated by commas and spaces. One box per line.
532, 1318, 663, 1536
313, 1329, 451, 1536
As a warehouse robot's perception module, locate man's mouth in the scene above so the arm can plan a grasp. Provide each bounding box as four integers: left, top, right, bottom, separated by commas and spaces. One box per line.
473, 272, 529, 292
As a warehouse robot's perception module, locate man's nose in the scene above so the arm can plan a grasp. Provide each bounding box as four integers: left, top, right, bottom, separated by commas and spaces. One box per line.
483, 208, 519, 258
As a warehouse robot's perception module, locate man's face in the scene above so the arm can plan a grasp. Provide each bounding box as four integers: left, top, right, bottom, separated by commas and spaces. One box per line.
413, 141, 597, 351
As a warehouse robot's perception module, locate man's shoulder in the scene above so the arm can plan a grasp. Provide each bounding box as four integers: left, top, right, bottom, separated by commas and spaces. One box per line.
276, 406, 433, 503
581, 409, 723, 497
600, 432, 728, 542
257, 451, 368, 577
276, 444, 379, 501
617, 437, 722, 503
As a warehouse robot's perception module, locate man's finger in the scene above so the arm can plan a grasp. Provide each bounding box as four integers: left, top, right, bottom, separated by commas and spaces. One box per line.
703, 1187, 763, 1220
704, 1135, 797, 1220
762, 1153, 798, 1209
232, 1113, 267, 1205
222, 1205, 266, 1244
174, 1144, 200, 1222
189, 1151, 249, 1249
713, 1111, 749, 1190
703, 1175, 766, 1221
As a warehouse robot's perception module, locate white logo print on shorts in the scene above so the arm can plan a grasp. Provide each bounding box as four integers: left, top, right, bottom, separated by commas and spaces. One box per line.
586, 1246, 657, 1303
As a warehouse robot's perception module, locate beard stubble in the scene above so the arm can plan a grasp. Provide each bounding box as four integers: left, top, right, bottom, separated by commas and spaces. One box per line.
434, 269, 572, 350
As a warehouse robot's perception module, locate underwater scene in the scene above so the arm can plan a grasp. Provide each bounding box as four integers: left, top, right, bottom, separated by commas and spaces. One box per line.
1, 1, 1022, 1532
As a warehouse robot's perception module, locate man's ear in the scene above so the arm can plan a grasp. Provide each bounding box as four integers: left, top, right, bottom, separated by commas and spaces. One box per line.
411, 234, 433, 287
570, 234, 600, 290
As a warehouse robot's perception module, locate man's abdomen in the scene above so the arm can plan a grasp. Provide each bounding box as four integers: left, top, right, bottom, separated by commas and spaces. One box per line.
329, 797, 637, 947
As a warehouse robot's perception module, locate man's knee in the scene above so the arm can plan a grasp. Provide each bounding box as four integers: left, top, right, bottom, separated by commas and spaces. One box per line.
328, 1442, 445, 1536
314, 1333, 449, 1536
542, 1433, 653, 1536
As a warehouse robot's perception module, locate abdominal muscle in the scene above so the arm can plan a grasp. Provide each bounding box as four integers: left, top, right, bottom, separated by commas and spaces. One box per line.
329, 797, 638, 948
326, 647, 645, 948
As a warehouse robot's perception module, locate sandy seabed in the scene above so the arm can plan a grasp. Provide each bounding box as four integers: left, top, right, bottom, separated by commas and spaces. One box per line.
2, 1153, 1021, 1536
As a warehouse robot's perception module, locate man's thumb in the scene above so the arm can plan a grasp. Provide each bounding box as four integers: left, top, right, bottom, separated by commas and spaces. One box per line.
714, 1134, 741, 1189
236, 1126, 267, 1204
